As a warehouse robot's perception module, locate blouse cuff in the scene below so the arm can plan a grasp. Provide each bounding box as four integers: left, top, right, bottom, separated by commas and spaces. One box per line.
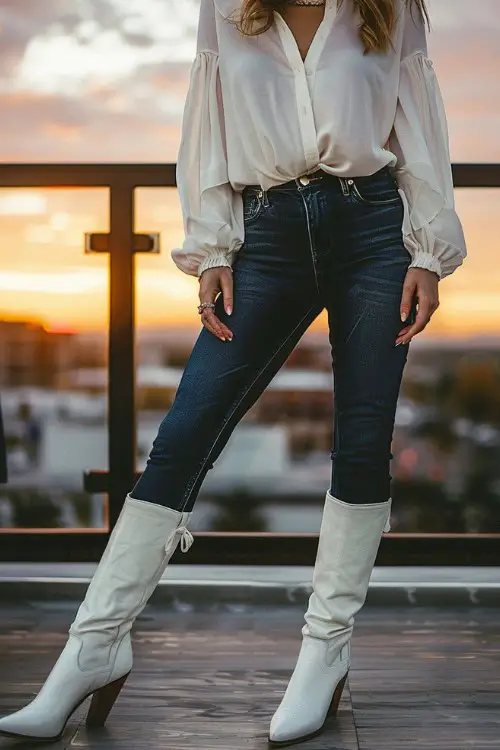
171, 245, 234, 278
197, 250, 233, 277
406, 247, 442, 278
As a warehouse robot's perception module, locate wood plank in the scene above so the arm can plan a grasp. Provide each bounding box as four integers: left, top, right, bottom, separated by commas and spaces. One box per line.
1, 602, 498, 749
349, 607, 500, 749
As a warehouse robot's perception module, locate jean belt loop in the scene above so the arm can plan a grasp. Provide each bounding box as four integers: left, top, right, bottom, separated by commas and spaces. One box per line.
339, 177, 350, 196
262, 188, 270, 207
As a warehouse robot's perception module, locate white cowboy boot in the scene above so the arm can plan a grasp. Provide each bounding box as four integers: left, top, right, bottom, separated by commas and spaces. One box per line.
269, 490, 391, 746
0, 494, 193, 742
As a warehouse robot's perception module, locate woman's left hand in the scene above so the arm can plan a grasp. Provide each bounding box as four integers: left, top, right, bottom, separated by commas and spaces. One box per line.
395, 268, 440, 346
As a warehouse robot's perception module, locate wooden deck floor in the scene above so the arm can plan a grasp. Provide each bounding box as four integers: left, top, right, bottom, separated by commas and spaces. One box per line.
0, 602, 499, 749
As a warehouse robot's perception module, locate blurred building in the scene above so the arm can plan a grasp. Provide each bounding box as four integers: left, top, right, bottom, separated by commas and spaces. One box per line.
248, 369, 334, 458
0, 321, 75, 388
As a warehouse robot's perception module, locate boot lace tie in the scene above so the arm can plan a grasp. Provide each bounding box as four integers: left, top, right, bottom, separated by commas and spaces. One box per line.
178, 527, 194, 553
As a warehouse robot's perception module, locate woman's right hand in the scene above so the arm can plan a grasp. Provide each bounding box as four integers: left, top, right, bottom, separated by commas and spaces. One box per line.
198, 267, 234, 342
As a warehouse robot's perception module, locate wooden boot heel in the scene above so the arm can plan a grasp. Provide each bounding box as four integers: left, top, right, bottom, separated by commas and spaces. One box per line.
86, 672, 130, 728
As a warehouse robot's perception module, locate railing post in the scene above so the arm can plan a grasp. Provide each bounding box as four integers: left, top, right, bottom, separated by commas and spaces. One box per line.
108, 183, 136, 529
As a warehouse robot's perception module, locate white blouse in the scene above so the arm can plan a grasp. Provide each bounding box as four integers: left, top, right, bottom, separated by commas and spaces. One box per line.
171, 0, 467, 281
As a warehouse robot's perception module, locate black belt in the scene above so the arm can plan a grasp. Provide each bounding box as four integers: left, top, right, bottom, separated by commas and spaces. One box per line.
243, 165, 392, 193
244, 168, 332, 194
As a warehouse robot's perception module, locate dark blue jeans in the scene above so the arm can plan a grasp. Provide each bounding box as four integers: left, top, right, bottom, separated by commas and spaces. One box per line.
132, 165, 417, 512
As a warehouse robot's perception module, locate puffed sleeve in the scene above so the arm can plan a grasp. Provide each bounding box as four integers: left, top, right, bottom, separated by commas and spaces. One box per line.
171, 0, 244, 278
387, 2, 467, 280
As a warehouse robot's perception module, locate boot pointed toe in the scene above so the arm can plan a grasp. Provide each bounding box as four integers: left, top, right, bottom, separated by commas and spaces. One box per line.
0, 698, 69, 742
268, 712, 318, 746
268, 639, 350, 746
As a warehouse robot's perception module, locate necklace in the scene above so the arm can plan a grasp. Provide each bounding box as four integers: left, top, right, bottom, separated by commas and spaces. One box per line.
284, 1, 326, 5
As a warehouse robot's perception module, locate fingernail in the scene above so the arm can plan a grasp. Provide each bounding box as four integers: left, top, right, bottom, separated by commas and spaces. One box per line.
400, 312, 407, 322
226, 306, 232, 315
395, 341, 402, 347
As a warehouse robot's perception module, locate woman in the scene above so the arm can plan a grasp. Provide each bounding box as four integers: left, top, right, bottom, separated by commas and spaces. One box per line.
0, 0, 466, 746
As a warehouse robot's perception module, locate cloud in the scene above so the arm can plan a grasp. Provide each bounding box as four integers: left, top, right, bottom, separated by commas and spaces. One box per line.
0, 0, 199, 70
428, 27, 500, 161
0, 87, 188, 161
428, 0, 500, 31
0, 1, 87, 75
0, 0, 198, 161
0, 0, 499, 163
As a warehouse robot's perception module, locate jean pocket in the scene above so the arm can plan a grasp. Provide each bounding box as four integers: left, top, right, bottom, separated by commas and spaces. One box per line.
243, 190, 265, 224
350, 171, 401, 206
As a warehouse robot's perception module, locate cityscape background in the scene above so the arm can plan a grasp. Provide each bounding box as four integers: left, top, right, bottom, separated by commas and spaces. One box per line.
0, 0, 499, 533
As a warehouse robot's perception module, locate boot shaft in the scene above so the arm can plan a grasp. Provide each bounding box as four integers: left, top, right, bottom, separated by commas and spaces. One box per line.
303, 491, 391, 640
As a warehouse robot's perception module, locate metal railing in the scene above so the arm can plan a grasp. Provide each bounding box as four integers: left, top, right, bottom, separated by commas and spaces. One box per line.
0, 163, 499, 565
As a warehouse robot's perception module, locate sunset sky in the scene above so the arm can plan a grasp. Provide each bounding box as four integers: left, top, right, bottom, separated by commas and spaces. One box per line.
0, 0, 499, 337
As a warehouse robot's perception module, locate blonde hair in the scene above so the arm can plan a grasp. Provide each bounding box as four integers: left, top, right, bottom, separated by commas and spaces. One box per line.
230, 0, 430, 55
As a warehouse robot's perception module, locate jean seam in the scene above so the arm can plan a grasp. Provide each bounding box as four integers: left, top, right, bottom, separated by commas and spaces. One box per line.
298, 190, 320, 294
331, 387, 341, 498
178, 301, 321, 512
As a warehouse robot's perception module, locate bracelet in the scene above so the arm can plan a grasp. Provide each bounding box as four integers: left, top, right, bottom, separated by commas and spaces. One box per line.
197, 302, 216, 315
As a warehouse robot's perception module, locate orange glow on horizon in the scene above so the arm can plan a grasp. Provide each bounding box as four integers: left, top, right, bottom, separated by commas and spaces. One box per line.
0, 186, 497, 337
